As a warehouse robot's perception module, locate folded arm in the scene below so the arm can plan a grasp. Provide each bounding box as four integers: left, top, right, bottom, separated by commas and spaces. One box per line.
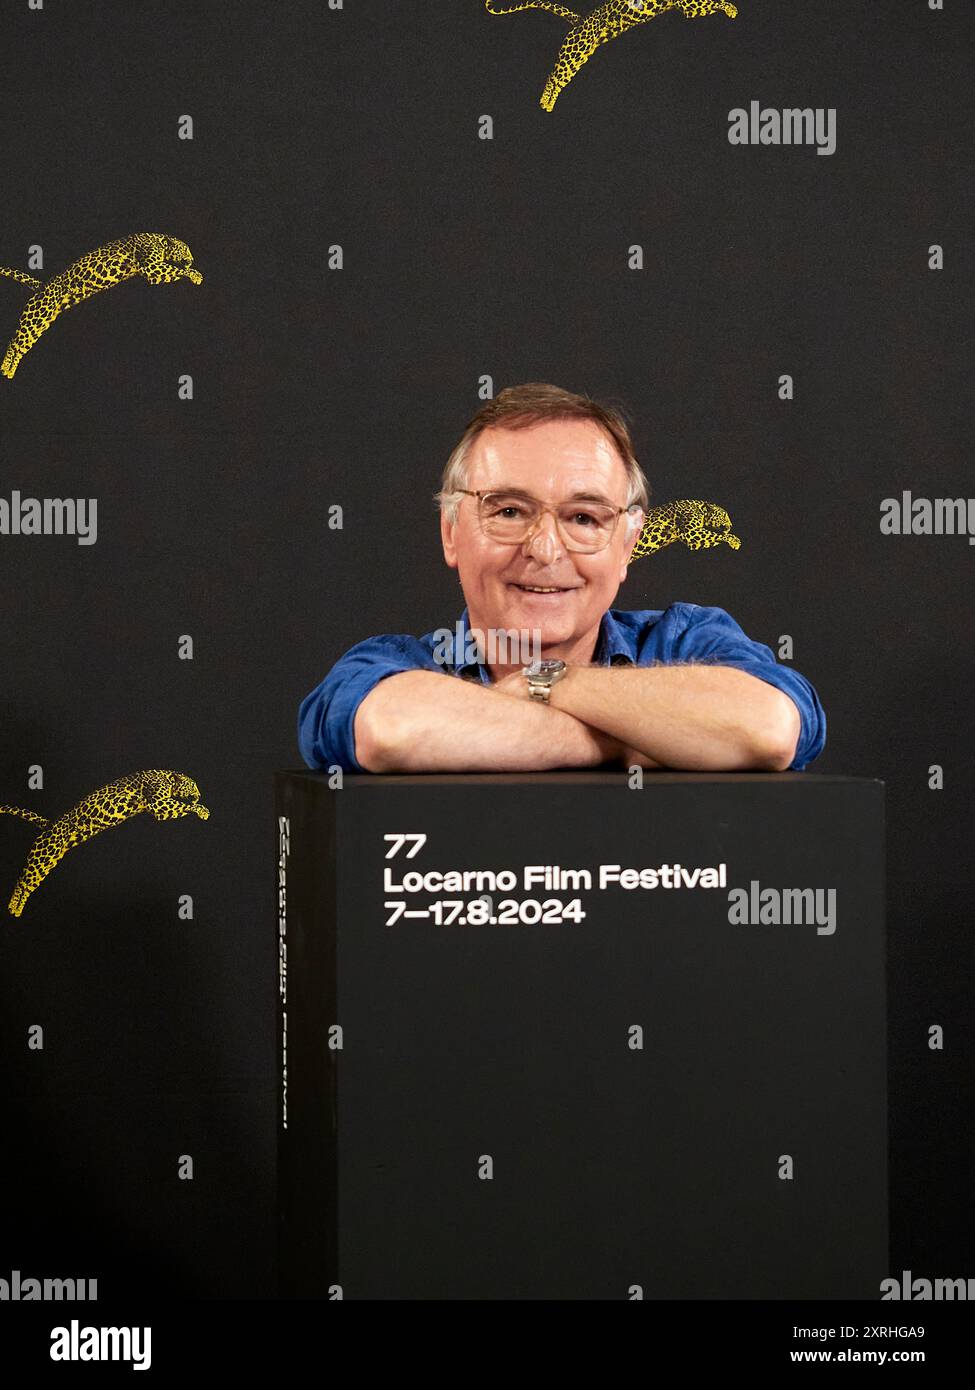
354, 669, 643, 773
542, 663, 801, 771
354, 661, 800, 775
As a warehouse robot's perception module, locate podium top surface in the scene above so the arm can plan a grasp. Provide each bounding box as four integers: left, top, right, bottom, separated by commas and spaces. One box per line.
278, 769, 881, 789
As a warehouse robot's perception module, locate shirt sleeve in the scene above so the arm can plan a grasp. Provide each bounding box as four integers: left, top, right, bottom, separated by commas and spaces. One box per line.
666, 603, 827, 771
297, 635, 436, 772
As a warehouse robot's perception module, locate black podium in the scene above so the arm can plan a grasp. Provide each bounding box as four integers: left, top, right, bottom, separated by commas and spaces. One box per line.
275, 770, 887, 1300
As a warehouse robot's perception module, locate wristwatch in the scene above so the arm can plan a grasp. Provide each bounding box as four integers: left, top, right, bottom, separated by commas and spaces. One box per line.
524, 658, 568, 703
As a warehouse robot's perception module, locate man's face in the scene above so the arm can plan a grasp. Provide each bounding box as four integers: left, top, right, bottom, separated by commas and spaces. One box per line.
440, 418, 642, 665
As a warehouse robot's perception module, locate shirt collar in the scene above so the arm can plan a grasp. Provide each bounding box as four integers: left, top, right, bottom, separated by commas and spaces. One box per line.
592, 607, 635, 666
451, 606, 633, 680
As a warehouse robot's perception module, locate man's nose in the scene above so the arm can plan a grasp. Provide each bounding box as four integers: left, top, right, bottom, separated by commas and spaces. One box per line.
523, 513, 563, 563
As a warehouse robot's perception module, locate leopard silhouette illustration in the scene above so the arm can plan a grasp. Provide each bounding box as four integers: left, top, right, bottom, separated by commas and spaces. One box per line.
629, 498, 741, 562
485, 0, 738, 111
0, 232, 203, 379
0, 769, 210, 917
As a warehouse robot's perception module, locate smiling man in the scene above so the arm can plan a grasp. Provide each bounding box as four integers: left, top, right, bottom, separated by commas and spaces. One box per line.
297, 383, 826, 774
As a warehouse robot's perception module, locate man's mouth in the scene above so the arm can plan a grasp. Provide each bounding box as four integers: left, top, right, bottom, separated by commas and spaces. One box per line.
510, 583, 575, 594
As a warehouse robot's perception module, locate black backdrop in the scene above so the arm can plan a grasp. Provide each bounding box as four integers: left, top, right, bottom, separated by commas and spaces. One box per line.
0, 0, 972, 1299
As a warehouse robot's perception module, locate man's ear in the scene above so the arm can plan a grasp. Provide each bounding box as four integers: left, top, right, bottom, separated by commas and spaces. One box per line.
619, 509, 643, 576
441, 508, 458, 569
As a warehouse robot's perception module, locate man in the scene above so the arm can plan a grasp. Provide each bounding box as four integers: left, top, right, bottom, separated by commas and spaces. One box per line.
298, 383, 826, 774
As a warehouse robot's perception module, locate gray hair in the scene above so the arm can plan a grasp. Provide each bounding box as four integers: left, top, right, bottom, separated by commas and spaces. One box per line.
433, 383, 651, 535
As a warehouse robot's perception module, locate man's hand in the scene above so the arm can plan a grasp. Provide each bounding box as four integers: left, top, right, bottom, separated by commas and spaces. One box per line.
491, 669, 531, 700
491, 666, 660, 768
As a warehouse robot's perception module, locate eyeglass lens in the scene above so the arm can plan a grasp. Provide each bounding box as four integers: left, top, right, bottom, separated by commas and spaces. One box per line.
479, 493, 619, 551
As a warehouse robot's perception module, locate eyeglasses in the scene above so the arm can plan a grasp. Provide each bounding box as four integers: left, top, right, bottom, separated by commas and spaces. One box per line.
455, 489, 643, 554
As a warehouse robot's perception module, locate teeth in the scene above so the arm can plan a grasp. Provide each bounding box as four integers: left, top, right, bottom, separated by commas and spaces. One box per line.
518, 585, 563, 592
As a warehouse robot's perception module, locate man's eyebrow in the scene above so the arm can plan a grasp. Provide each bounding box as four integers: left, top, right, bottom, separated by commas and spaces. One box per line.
491, 486, 619, 505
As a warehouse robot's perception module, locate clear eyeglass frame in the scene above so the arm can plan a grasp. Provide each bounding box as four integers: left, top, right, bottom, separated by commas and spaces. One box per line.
453, 489, 644, 554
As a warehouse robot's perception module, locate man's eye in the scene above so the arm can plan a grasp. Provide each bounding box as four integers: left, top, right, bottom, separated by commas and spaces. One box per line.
573, 511, 599, 526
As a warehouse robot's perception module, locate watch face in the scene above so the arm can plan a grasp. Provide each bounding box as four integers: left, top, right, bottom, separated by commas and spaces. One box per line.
525, 659, 566, 678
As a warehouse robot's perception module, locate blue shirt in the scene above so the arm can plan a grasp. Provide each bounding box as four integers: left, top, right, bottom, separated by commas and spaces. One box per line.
297, 603, 826, 774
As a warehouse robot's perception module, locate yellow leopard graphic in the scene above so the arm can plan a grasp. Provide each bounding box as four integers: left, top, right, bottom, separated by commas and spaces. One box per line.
485, 0, 738, 111
0, 769, 210, 917
0, 232, 203, 379
629, 498, 741, 562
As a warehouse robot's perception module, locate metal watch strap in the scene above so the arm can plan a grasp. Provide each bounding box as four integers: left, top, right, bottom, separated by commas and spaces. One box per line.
525, 660, 567, 703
